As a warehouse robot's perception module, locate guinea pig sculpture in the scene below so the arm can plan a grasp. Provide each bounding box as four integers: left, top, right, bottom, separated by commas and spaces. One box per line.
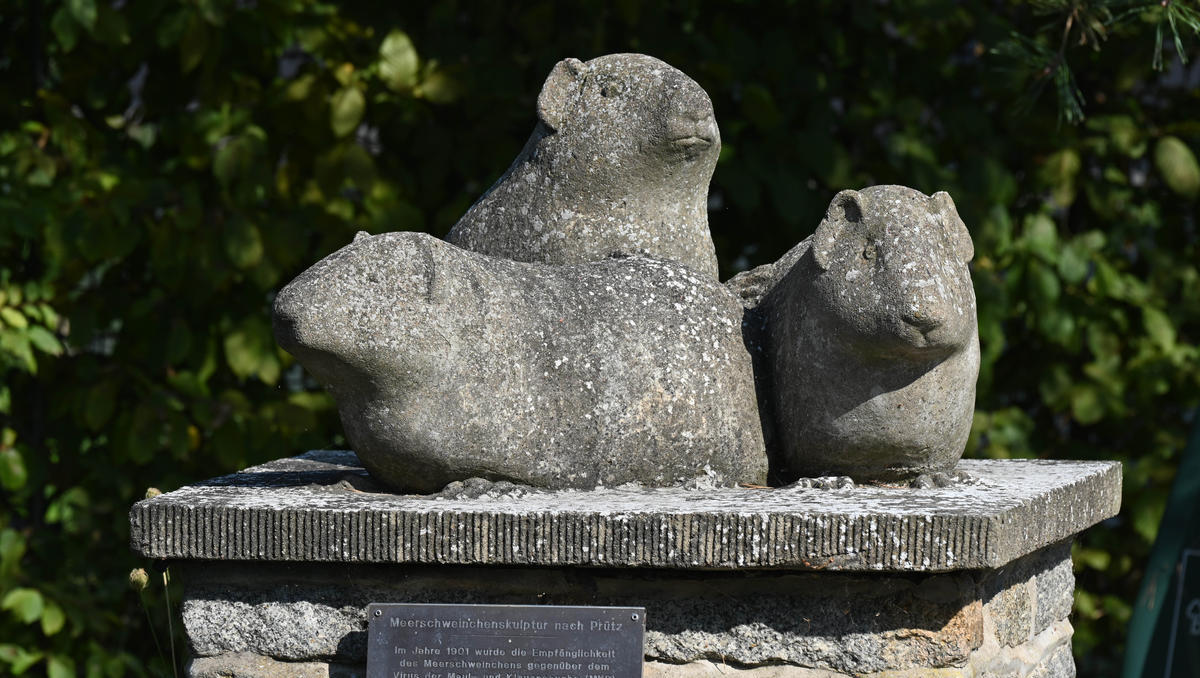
447, 53, 722, 278
273, 231, 767, 493
728, 185, 979, 481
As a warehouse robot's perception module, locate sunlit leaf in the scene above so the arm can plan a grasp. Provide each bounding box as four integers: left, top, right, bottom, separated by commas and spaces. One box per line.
0, 528, 25, 575
66, 0, 97, 32
1070, 384, 1104, 424
379, 30, 419, 91
26, 326, 62, 356
1155, 136, 1200, 199
0, 307, 26, 329
47, 654, 74, 678
1, 588, 44, 624
330, 86, 365, 138
40, 601, 65, 636
1143, 306, 1176, 350
1040, 148, 1081, 207
224, 317, 281, 384
1022, 213, 1059, 262
415, 68, 462, 104
0, 446, 27, 491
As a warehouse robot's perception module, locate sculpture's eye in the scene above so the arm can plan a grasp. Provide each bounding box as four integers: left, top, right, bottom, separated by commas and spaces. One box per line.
863, 243, 877, 261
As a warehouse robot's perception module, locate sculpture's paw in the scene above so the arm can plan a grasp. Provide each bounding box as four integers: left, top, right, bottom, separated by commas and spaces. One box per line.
909, 469, 976, 489
783, 476, 857, 490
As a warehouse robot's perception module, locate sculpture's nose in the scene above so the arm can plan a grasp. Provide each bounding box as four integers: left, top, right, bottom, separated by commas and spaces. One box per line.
902, 308, 943, 333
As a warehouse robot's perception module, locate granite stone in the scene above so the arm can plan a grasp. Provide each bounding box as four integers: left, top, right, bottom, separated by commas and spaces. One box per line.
130, 451, 1121, 571
187, 654, 363, 678
985, 576, 1034, 648
272, 232, 766, 492
1027, 642, 1076, 678
446, 54, 721, 278
178, 561, 981, 672
728, 186, 979, 481
1034, 548, 1076, 633
972, 620, 1073, 678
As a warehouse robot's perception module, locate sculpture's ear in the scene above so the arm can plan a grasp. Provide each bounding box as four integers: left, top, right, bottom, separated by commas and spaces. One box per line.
537, 58, 586, 132
813, 189, 864, 271
933, 191, 974, 263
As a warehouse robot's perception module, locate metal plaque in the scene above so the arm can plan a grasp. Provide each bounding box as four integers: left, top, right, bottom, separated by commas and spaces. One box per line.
366, 603, 645, 678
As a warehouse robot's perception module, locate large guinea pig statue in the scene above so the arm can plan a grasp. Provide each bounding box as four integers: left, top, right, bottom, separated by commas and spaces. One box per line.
448, 53, 722, 278
728, 185, 980, 482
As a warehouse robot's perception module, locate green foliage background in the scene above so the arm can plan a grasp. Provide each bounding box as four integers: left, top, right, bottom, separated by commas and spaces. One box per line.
1, 1, 1198, 676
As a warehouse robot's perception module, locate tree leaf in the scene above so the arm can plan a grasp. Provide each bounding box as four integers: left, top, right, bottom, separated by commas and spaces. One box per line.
41, 601, 65, 636
330, 86, 365, 138
0, 528, 27, 576
2, 588, 44, 624
223, 317, 280, 384
66, 0, 97, 32
0, 446, 27, 491
1057, 240, 1090, 284
26, 325, 63, 356
51, 8, 79, 52
379, 30, 419, 91
415, 68, 462, 104
1070, 384, 1104, 425
0, 645, 42, 674
1143, 307, 1176, 350
1041, 148, 1081, 207
1155, 136, 1200, 199
1023, 213, 1059, 262
0, 307, 28, 329
47, 654, 75, 678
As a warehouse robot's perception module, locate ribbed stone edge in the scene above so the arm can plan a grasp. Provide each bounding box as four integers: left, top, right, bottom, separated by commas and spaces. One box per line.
129, 458, 1121, 572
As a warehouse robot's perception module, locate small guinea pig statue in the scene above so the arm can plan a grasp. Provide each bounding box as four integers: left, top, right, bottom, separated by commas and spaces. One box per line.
730, 185, 980, 482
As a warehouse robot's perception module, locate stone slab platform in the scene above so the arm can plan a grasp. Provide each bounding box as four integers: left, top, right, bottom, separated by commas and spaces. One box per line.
129, 451, 1120, 572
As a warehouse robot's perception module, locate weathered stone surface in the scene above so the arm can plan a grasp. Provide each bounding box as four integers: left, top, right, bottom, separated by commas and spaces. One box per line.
982, 539, 1072, 648
728, 186, 979, 481
1027, 641, 1076, 678
131, 451, 1122, 571
187, 653, 363, 678
645, 662, 850, 678
970, 620, 1073, 678
179, 561, 980, 672
273, 232, 765, 492
446, 54, 721, 278
985, 574, 1034, 648
1034, 546, 1076, 633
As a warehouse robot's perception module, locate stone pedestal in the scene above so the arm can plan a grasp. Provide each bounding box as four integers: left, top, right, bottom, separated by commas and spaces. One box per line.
129, 451, 1121, 678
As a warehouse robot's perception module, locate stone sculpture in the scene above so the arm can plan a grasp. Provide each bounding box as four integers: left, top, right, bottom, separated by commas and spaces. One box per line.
273, 52, 981, 492
728, 186, 980, 481
446, 53, 722, 278
273, 231, 767, 493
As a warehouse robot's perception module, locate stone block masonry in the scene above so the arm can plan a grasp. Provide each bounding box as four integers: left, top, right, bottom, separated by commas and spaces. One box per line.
128, 451, 1120, 677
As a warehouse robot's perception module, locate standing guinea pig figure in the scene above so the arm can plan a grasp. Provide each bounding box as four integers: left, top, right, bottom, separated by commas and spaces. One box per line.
447, 53, 722, 278
735, 185, 980, 481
